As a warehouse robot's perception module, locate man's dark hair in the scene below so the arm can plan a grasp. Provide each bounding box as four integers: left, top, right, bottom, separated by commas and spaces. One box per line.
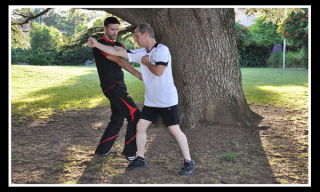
137, 23, 155, 38
104, 17, 120, 28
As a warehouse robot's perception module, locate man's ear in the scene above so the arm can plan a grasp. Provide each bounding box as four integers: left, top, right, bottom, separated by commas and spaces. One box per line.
104, 26, 107, 32
143, 32, 148, 38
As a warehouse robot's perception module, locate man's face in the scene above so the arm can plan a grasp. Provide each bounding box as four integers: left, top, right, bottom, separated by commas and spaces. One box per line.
134, 28, 146, 47
104, 24, 119, 40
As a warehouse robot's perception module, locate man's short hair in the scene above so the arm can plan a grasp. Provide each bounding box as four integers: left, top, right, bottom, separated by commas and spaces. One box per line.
104, 17, 120, 27
137, 23, 155, 38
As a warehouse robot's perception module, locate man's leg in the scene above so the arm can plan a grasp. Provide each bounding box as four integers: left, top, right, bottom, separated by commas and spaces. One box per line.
168, 125, 195, 175
95, 104, 124, 155
125, 118, 151, 171
168, 125, 191, 160
110, 83, 140, 158
136, 119, 152, 158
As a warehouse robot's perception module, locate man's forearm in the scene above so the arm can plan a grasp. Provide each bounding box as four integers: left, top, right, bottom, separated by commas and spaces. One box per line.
117, 59, 143, 81
142, 60, 165, 76
95, 41, 129, 59
107, 55, 142, 81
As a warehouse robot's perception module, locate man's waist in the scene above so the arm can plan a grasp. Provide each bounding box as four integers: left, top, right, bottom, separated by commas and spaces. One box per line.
101, 81, 125, 92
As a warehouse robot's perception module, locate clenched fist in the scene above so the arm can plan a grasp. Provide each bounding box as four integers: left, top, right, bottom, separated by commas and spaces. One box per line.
88, 37, 97, 48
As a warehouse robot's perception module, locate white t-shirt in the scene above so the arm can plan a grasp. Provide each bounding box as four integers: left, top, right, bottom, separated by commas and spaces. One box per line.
127, 43, 178, 108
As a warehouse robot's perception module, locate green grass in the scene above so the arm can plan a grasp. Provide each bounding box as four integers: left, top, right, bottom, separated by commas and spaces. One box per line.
11, 65, 144, 123
11, 66, 308, 123
241, 68, 308, 110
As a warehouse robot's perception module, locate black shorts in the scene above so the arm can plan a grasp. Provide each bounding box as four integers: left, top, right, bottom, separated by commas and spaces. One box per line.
140, 105, 180, 127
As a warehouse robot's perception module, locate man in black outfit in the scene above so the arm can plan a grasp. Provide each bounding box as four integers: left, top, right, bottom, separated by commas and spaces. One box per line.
92, 17, 142, 162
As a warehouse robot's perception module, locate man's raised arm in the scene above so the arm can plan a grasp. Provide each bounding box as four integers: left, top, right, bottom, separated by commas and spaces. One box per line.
88, 37, 129, 59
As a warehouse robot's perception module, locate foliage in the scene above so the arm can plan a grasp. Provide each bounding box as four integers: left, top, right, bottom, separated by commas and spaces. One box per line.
42, 8, 91, 37
244, 8, 305, 25
11, 8, 52, 47
266, 49, 303, 68
92, 17, 105, 27
29, 21, 62, 51
276, 8, 308, 67
238, 44, 272, 68
11, 25, 29, 49
75, 23, 88, 33
235, 22, 251, 50
248, 15, 282, 47
276, 8, 308, 43
12, 21, 93, 66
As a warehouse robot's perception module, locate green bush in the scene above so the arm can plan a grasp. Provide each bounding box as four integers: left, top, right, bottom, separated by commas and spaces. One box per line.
266, 50, 303, 68
238, 44, 272, 68
276, 8, 308, 68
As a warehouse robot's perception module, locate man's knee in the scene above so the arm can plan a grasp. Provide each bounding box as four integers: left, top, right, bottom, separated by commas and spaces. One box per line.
169, 125, 181, 138
136, 119, 150, 133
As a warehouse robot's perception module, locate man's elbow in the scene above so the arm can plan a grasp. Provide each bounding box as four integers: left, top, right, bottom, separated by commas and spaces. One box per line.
154, 71, 164, 76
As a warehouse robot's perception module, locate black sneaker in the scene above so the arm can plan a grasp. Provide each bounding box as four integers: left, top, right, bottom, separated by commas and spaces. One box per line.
95, 151, 118, 157
126, 156, 148, 170
179, 159, 195, 175
122, 155, 137, 163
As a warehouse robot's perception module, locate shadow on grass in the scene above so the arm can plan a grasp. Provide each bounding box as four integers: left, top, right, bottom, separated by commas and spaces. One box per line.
11, 69, 107, 123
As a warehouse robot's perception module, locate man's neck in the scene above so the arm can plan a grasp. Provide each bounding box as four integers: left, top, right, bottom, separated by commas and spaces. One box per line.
146, 39, 157, 52
104, 34, 113, 42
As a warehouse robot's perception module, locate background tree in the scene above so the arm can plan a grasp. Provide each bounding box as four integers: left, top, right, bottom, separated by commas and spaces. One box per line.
75, 23, 88, 33
276, 8, 308, 67
248, 15, 282, 47
244, 8, 305, 25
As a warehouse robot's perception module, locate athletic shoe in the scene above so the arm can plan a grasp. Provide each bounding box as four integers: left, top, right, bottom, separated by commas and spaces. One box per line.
95, 151, 118, 157
179, 159, 195, 175
126, 156, 148, 170
125, 155, 137, 163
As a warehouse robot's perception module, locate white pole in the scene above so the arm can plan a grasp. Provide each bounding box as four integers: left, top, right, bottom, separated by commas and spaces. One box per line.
283, 8, 287, 69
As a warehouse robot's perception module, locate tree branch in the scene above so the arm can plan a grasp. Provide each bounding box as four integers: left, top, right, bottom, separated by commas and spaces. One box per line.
11, 8, 52, 26
80, 8, 153, 27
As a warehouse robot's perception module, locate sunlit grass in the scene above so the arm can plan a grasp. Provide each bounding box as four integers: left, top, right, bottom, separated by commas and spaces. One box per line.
241, 68, 308, 110
11, 65, 144, 123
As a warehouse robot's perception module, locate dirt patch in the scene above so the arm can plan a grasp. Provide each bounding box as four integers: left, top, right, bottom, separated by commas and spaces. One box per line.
10, 104, 309, 184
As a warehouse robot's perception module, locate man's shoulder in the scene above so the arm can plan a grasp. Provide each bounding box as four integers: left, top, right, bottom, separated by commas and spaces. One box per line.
98, 37, 114, 45
156, 44, 169, 52
128, 48, 146, 55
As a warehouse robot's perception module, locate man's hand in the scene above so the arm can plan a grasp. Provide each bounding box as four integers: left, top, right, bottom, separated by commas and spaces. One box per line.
140, 54, 165, 76
88, 37, 97, 48
141, 55, 149, 66
114, 46, 124, 52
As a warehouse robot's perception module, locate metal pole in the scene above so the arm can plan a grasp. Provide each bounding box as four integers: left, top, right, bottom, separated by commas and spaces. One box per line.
283, 8, 287, 69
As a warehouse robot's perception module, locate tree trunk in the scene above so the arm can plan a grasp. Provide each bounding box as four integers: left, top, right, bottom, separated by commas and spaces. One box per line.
84, 8, 258, 128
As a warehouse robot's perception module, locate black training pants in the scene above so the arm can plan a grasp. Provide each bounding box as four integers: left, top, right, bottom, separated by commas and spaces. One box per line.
95, 83, 140, 157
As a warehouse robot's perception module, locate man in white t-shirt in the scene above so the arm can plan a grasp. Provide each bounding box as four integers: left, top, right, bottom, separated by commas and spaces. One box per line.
88, 23, 195, 175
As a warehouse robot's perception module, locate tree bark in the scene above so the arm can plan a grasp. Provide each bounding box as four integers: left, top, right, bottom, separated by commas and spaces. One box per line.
83, 8, 258, 128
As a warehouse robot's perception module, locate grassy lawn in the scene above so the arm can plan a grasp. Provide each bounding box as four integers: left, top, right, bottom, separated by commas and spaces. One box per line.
241, 68, 308, 110
10, 65, 144, 123
10, 66, 308, 123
